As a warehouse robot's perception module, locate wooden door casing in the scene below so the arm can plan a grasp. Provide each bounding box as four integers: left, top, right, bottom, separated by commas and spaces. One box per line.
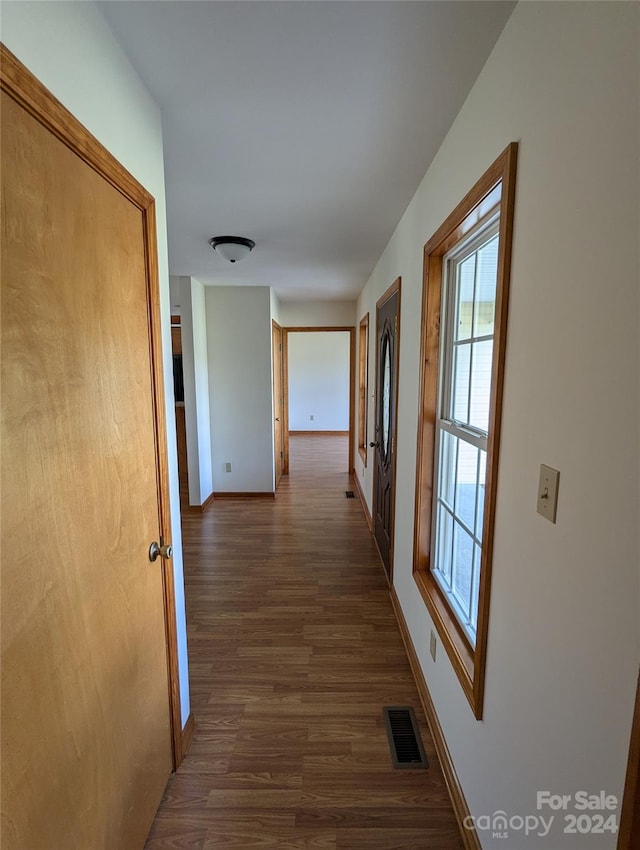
273, 321, 285, 488
1, 46, 179, 850
619, 669, 640, 850
372, 279, 401, 583
281, 327, 356, 476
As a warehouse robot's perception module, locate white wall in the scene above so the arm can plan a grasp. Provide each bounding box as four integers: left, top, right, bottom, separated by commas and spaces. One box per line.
356, 3, 638, 847
176, 276, 213, 506
270, 288, 282, 326
288, 332, 350, 431
1, 0, 190, 725
206, 287, 274, 493
279, 299, 356, 327
189, 279, 214, 503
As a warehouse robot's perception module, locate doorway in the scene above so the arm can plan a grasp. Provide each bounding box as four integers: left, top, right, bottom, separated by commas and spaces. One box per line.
272, 321, 285, 488
282, 327, 355, 475
172, 314, 190, 505
371, 279, 401, 583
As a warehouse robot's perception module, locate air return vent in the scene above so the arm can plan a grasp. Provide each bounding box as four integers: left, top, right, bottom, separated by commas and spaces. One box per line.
383, 706, 428, 769
344, 490, 355, 498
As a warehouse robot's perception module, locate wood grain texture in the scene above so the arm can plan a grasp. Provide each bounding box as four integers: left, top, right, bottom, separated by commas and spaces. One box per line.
290, 431, 349, 437
412, 143, 518, 719
272, 321, 285, 488
0, 43, 152, 210
353, 472, 373, 531
348, 327, 356, 475
1, 80, 173, 849
389, 590, 480, 850
282, 328, 356, 477
1, 43, 182, 768
187, 492, 216, 514
358, 313, 370, 467
212, 492, 276, 500
618, 669, 640, 850
372, 279, 401, 584
182, 714, 196, 760
145, 436, 464, 850
175, 405, 190, 504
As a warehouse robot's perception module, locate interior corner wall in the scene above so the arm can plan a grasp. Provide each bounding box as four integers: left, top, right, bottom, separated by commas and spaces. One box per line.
206, 286, 274, 493
2, 0, 191, 725
356, 3, 639, 848
270, 288, 282, 326
189, 279, 213, 503
288, 332, 350, 431
173, 276, 199, 503
279, 300, 356, 328
178, 277, 213, 506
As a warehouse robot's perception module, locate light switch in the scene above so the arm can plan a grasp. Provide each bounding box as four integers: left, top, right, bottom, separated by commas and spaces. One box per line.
537, 464, 560, 523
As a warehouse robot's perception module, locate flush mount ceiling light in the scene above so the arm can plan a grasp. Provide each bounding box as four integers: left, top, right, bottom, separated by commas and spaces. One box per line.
208, 235, 255, 263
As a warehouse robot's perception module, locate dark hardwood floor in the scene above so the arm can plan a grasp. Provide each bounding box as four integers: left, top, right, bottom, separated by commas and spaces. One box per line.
145, 436, 464, 849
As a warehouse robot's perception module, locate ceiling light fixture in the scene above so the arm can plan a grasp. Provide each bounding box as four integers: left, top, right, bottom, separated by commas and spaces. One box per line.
209, 235, 255, 263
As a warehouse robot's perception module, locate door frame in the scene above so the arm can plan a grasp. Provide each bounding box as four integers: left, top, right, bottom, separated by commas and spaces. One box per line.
1, 44, 184, 768
282, 326, 356, 475
371, 278, 402, 584
272, 320, 285, 488
619, 668, 640, 849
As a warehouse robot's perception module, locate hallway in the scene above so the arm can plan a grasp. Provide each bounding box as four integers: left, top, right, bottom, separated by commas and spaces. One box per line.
145, 436, 464, 849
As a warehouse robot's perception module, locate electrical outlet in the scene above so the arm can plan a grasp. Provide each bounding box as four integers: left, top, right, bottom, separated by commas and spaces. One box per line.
429, 630, 437, 661
225, 462, 232, 473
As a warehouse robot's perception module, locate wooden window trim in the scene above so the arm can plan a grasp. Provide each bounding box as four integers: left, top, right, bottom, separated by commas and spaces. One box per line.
413, 143, 518, 719
358, 313, 369, 466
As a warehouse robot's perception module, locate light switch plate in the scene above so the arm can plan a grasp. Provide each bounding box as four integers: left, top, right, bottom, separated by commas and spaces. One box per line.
537, 464, 560, 523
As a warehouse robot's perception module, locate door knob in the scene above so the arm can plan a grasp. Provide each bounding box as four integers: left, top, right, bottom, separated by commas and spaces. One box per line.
149, 541, 173, 562
275, 417, 280, 421
369, 441, 379, 448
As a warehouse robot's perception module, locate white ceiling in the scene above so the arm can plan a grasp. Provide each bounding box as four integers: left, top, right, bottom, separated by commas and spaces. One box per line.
99, 1, 514, 302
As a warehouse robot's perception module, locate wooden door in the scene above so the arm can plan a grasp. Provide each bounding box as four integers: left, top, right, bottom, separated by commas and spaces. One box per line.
1, 54, 174, 850
273, 321, 284, 487
372, 279, 401, 582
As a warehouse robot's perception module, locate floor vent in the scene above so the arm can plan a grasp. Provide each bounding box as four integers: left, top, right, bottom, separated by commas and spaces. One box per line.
344, 490, 355, 498
383, 706, 428, 769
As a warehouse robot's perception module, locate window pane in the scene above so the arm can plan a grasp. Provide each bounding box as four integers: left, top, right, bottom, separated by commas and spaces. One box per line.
381, 335, 391, 456
470, 545, 482, 638
452, 343, 471, 422
452, 521, 473, 616
476, 451, 487, 539
473, 234, 499, 338
438, 430, 457, 510
455, 440, 478, 532
456, 254, 475, 341
469, 339, 493, 432
435, 504, 453, 588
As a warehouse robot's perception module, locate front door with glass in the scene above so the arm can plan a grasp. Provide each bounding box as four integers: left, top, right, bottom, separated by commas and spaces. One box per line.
372, 279, 401, 582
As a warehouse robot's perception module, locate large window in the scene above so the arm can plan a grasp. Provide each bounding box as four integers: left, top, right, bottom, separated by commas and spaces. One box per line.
413, 144, 517, 718
358, 313, 369, 465
432, 221, 499, 644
